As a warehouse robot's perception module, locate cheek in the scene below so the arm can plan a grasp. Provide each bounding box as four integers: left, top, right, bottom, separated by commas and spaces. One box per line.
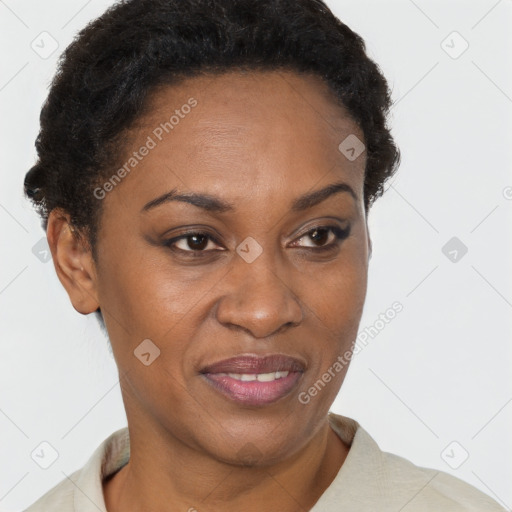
299, 249, 368, 333
120, 358, 207, 446
297, 263, 365, 409
97, 244, 201, 333
97, 255, 225, 390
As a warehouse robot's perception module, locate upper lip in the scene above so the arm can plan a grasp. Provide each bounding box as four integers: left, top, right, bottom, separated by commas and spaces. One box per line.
200, 354, 306, 374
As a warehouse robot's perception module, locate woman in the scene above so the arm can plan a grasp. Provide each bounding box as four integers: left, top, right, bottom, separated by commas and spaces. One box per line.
23, 0, 505, 510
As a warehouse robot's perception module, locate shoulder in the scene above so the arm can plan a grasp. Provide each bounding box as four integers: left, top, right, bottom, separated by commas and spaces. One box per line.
378, 449, 507, 511
22, 426, 129, 512
327, 413, 507, 512
22, 468, 79, 512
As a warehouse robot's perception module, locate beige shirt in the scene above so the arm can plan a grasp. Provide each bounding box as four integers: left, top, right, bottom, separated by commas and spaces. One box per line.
24, 412, 506, 511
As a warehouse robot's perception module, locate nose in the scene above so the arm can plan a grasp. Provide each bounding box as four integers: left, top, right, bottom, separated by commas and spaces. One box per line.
215, 251, 304, 339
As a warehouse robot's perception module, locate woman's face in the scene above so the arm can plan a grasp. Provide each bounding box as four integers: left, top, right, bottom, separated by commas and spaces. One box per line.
77, 70, 370, 464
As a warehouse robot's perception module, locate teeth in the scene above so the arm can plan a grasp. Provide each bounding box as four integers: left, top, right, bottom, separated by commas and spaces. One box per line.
255, 372, 275, 382
219, 371, 290, 382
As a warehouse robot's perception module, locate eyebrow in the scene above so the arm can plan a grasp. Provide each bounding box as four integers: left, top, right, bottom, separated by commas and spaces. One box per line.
141, 180, 357, 214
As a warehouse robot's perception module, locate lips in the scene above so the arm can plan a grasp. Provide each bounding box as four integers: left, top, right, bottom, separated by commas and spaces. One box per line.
200, 354, 306, 375
200, 354, 306, 406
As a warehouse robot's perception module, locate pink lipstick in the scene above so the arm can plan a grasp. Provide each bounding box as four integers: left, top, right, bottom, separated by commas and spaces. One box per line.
200, 354, 305, 406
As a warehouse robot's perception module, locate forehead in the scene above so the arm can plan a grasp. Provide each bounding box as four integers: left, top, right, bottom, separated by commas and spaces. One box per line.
104, 69, 366, 214
144, 69, 362, 142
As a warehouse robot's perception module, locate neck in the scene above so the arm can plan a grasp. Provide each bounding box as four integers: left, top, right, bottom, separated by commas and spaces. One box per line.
103, 417, 349, 512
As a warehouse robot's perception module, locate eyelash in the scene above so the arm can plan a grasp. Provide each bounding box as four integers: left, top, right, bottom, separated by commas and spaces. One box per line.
163, 224, 350, 257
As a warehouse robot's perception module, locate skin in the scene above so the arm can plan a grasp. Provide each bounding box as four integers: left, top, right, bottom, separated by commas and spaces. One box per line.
47, 69, 371, 512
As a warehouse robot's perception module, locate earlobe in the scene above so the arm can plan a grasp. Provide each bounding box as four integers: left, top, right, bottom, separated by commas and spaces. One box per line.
46, 209, 100, 315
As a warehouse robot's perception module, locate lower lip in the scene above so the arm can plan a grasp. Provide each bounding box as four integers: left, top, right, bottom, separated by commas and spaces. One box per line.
202, 372, 303, 406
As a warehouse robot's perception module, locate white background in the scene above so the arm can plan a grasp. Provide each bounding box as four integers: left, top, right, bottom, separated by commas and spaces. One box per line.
1, 0, 511, 510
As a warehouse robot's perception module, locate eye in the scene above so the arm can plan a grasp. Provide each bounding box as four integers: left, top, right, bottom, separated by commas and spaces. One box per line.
164, 231, 223, 255
163, 224, 351, 257
292, 224, 351, 250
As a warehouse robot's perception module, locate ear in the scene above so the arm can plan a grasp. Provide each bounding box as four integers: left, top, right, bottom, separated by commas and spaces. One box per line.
46, 209, 100, 315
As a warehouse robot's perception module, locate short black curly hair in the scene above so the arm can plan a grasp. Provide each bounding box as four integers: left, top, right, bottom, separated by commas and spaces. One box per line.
24, 0, 400, 260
